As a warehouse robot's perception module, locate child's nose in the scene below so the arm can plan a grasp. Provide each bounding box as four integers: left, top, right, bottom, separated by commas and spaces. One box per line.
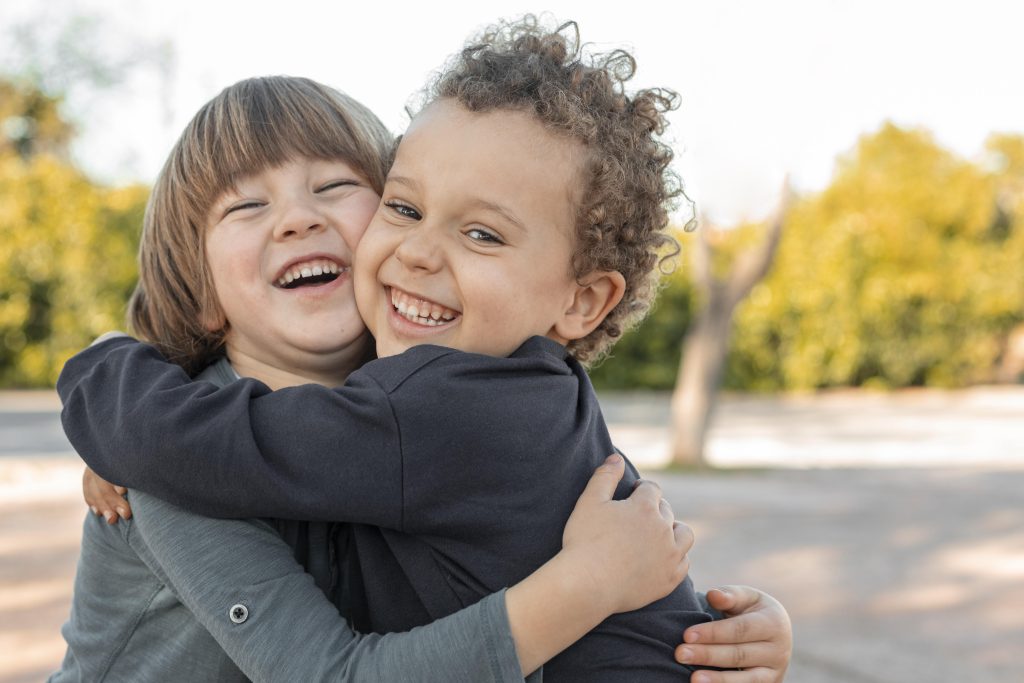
394, 225, 443, 272
274, 201, 325, 241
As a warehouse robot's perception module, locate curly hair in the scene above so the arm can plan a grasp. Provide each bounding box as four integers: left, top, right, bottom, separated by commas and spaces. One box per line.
420, 15, 687, 364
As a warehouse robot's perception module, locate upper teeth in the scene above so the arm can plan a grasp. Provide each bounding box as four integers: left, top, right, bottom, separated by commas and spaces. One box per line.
390, 288, 458, 326
277, 259, 345, 286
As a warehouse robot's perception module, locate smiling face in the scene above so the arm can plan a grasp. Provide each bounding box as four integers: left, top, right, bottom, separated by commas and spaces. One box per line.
205, 157, 380, 381
354, 99, 622, 359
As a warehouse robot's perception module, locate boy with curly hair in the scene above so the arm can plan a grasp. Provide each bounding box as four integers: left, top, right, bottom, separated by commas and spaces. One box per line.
59, 17, 790, 682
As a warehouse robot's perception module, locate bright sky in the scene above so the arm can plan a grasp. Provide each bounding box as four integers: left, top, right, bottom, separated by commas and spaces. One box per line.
6, 0, 1023, 225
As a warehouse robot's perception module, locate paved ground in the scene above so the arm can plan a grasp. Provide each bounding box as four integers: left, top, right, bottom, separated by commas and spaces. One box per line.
2, 389, 1022, 682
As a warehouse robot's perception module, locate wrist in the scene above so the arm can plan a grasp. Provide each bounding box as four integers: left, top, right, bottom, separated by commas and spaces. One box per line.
549, 546, 619, 617
505, 550, 613, 675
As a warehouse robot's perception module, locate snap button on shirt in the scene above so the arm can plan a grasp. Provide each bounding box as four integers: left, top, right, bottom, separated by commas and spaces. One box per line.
229, 604, 249, 624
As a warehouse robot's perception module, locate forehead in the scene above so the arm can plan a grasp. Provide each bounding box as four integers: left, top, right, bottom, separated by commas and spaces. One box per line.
394, 100, 583, 233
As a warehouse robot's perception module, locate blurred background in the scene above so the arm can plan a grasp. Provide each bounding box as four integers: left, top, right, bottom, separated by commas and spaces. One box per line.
1, 0, 1021, 681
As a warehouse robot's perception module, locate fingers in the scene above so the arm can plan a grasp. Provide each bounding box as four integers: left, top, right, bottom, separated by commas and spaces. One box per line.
90, 506, 121, 525
578, 454, 626, 505
672, 520, 695, 554
658, 497, 674, 524
100, 497, 132, 523
687, 611, 754, 646
83, 467, 132, 525
705, 585, 759, 615
689, 667, 779, 683
677, 641, 780, 670
627, 478, 663, 509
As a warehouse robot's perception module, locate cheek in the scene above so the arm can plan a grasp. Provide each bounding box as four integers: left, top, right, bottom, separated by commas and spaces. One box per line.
353, 218, 395, 273
340, 195, 383, 248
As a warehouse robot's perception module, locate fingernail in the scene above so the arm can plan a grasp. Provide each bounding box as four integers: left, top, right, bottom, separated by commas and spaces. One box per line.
715, 587, 731, 597
605, 454, 621, 464
686, 630, 700, 643
104, 511, 115, 523
693, 674, 710, 683
678, 647, 694, 663
90, 506, 99, 515
116, 507, 127, 517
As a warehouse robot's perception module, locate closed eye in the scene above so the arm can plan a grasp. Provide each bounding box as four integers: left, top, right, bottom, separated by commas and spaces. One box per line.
384, 200, 422, 221
317, 179, 360, 193
223, 200, 264, 216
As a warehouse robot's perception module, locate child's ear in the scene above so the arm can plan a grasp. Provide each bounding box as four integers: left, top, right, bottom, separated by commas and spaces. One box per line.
553, 271, 626, 342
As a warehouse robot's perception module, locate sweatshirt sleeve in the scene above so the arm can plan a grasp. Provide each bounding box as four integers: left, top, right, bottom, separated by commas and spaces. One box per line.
124, 490, 528, 683
58, 336, 404, 525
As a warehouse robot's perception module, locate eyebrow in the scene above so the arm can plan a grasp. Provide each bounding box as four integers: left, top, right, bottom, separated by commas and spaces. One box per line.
470, 199, 526, 233
386, 175, 420, 191
386, 174, 527, 232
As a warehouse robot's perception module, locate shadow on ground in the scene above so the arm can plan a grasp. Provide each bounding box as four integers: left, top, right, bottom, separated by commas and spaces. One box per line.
659, 467, 1024, 683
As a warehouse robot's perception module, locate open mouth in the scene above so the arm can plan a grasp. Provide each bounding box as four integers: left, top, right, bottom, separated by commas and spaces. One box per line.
275, 258, 347, 289
388, 286, 460, 327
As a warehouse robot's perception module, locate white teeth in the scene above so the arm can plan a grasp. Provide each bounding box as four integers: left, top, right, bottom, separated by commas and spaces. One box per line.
389, 287, 459, 326
276, 258, 345, 287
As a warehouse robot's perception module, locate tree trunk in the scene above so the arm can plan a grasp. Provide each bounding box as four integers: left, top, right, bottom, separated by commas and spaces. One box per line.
670, 203, 787, 467
671, 289, 735, 465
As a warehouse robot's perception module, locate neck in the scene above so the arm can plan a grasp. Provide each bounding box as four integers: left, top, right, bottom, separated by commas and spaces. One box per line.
224, 341, 368, 389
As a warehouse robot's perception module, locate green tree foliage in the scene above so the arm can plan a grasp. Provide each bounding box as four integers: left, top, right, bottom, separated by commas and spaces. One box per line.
0, 145, 145, 387
593, 124, 1024, 391
731, 124, 1023, 389
0, 10, 165, 387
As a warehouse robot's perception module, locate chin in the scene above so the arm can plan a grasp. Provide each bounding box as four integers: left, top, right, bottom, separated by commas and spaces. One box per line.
289, 330, 368, 356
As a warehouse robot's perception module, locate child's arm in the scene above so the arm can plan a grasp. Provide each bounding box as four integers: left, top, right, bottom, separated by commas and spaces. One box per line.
122, 456, 691, 681
125, 489, 521, 682
678, 587, 792, 683
59, 336, 405, 524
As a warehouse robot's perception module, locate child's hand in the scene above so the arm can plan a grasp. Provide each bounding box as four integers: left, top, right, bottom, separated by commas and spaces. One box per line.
83, 466, 132, 524
561, 453, 693, 616
676, 586, 792, 683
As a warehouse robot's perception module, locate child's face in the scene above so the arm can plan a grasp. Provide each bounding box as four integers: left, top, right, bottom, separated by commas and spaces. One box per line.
354, 100, 586, 359
205, 157, 380, 368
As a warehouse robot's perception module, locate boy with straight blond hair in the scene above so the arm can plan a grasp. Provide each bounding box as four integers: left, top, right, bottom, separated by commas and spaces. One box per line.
60, 17, 792, 682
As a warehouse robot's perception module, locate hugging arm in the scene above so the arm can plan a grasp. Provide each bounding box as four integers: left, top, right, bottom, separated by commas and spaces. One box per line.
58, 337, 404, 524
125, 490, 530, 683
